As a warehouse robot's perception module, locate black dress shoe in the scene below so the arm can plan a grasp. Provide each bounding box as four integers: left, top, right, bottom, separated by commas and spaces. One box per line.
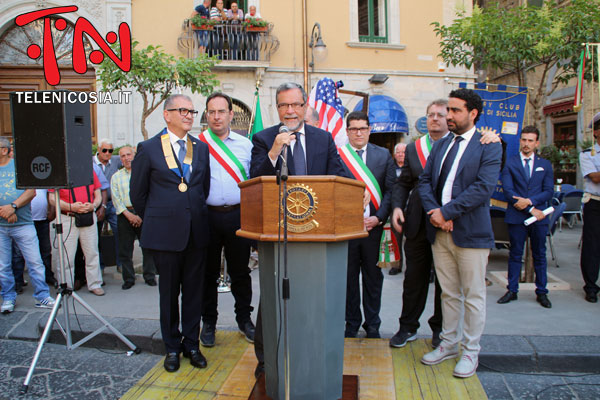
344, 330, 357, 338
239, 320, 255, 343
497, 291, 518, 304
122, 281, 134, 290
145, 278, 157, 287
389, 267, 401, 276
183, 349, 207, 368
200, 323, 216, 347
15, 284, 23, 294
536, 294, 552, 308
585, 292, 598, 303
164, 352, 180, 372
73, 280, 85, 291
365, 327, 381, 339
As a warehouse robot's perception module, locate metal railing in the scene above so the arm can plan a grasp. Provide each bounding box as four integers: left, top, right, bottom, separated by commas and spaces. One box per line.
178, 20, 280, 62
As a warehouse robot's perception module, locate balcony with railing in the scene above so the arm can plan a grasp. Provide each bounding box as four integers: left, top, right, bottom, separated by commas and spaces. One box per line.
178, 19, 279, 68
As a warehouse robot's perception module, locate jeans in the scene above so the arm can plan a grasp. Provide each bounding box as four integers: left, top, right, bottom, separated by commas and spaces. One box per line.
0, 224, 51, 302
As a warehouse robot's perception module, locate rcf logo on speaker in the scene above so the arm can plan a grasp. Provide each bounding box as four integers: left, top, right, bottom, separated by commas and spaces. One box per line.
15, 5, 131, 86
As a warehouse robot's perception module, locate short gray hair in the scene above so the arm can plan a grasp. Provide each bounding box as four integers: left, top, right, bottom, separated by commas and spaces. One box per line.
98, 138, 113, 148
426, 98, 448, 114
276, 82, 307, 104
394, 142, 407, 152
0, 137, 10, 149
164, 94, 193, 110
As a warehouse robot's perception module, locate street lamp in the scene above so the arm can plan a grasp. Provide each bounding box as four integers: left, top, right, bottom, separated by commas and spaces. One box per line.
309, 22, 327, 72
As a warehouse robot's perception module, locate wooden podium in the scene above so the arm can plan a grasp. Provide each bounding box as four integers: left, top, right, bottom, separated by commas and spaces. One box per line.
238, 176, 367, 400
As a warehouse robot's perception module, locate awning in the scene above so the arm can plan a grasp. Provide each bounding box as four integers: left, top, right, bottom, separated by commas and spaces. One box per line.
353, 95, 409, 134
543, 100, 574, 116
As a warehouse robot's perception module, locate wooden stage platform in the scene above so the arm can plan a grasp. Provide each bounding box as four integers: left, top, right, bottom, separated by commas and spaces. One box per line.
122, 331, 487, 399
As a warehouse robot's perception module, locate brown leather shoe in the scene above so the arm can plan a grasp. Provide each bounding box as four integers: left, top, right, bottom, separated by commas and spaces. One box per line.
73, 280, 85, 291
90, 288, 105, 296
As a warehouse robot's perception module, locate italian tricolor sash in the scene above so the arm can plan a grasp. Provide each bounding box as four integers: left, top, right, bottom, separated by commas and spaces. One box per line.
338, 144, 382, 210
415, 134, 432, 169
199, 129, 248, 183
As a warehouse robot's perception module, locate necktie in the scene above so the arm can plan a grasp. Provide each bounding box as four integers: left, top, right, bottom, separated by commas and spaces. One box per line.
436, 136, 463, 203
293, 132, 306, 175
524, 158, 531, 180
177, 139, 190, 181
356, 149, 364, 159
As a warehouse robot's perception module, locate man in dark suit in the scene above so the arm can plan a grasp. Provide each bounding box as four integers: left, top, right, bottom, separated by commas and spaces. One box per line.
130, 94, 211, 373
250, 82, 345, 378
497, 125, 553, 308
338, 111, 395, 339
389, 99, 448, 348
418, 89, 502, 378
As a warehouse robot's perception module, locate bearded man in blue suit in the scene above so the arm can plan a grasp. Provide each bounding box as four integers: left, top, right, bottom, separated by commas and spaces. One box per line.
497, 125, 554, 308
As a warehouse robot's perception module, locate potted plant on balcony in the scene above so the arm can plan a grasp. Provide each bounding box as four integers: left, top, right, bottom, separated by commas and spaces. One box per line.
191, 15, 218, 30
243, 17, 269, 32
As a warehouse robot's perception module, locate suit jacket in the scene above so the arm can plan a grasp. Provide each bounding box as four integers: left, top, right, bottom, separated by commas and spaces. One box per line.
392, 141, 426, 240
130, 130, 211, 252
418, 132, 502, 248
501, 154, 553, 225
250, 123, 345, 177
340, 143, 396, 223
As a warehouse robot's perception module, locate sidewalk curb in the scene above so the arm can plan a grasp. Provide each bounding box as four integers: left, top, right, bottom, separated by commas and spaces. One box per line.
3, 312, 599, 373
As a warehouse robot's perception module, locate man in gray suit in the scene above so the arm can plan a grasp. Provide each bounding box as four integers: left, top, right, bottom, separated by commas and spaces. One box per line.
339, 111, 396, 339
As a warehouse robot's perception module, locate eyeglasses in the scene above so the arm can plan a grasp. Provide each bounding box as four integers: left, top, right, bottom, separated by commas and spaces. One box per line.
427, 112, 447, 119
167, 108, 199, 117
277, 103, 305, 110
207, 109, 229, 117
347, 127, 370, 134
101, 148, 114, 153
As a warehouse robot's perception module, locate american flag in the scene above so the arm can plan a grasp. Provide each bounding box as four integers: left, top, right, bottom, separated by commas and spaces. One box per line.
308, 77, 348, 147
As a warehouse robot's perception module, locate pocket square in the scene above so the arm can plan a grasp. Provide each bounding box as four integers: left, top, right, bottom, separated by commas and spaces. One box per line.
535, 167, 544, 171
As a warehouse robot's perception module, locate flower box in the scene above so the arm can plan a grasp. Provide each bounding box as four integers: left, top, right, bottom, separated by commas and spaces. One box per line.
245, 26, 268, 32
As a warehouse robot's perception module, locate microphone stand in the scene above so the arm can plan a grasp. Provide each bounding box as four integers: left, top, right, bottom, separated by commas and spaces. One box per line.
277, 145, 291, 400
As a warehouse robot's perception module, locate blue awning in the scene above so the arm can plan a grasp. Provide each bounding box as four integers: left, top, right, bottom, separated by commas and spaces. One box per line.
354, 95, 408, 134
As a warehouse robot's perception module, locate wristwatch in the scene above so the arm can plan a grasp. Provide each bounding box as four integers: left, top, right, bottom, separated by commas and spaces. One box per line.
10, 202, 17, 211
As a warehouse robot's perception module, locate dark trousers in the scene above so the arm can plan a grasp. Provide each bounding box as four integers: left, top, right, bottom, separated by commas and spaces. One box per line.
392, 226, 404, 270
34, 219, 54, 281
399, 222, 442, 333
151, 238, 206, 354
581, 199, 600, 295
118, 213, 156, 284
254, 302, 264, 365
11, 241, 24, 286
345, 225, 384, 332
203, 208, 253, 326
508, 222, 549, 294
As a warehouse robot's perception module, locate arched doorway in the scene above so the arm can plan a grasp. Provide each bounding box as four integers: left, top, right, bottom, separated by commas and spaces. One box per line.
0, 17, 97, 142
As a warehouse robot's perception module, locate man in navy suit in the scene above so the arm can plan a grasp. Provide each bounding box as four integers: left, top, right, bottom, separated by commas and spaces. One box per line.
418, 89, 502, 378
130, 94, 211, 373
497, 125, 553, 308
250, 82, 345, 378
339, 111, 396, 339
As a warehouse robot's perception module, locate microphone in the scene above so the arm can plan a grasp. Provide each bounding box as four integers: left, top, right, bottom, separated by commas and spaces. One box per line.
279, 125, 290, 181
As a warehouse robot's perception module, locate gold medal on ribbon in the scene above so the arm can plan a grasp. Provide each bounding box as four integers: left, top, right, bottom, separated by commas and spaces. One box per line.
178, 179, 188, 192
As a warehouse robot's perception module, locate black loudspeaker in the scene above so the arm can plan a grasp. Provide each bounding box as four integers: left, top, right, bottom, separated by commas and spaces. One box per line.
10, 91, 93, 189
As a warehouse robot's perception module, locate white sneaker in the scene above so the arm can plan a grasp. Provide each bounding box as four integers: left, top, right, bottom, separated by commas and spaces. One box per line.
421, 344, 459, 365
35, 297, 56, 309
453, 352, 479, 378
1, 299, 15, 314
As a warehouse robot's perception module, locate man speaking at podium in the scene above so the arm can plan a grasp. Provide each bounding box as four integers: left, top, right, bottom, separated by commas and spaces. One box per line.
249, 82, 345, 378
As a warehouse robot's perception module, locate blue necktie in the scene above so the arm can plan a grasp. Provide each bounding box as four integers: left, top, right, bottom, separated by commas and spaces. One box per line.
177, 139, 190, 181
436, 136, 463, 203
293, 132, 306, 175
524, 158, 531, 180
356, 149, 364, 159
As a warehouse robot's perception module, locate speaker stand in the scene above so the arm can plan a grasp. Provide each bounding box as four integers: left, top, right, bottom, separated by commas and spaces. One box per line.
20, 190, 141, 394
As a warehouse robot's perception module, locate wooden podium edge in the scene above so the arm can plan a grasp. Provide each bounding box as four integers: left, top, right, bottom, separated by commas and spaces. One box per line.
236, 229, 368, 242
238, 175, 366, 189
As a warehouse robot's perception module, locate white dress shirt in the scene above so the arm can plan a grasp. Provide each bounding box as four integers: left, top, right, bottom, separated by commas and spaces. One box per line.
440, 126, 477, 206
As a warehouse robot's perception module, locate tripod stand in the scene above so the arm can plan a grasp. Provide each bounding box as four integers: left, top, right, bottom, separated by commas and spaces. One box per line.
21, 190, 140, 394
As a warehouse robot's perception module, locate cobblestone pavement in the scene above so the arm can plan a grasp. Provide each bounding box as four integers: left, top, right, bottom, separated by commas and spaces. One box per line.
0, 339, 160, 399
479, 371, 600, 400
